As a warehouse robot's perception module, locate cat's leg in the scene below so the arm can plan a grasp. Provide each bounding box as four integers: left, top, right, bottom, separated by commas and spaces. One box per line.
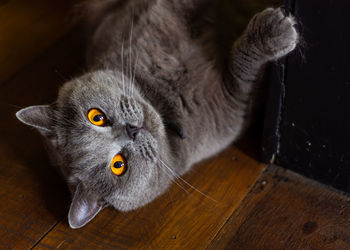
226, 8, 298, 99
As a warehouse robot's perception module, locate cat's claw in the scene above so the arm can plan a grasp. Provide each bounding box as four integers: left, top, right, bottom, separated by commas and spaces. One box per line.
246, 8, 298, 60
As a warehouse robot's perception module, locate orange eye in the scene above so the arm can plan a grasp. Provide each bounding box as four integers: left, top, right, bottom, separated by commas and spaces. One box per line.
88, 108, 106, 126
111, 154, 127, 176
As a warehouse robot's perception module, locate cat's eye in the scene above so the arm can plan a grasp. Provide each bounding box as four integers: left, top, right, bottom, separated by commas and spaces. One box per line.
88, 108, 106, 126
111, 154, 127, 176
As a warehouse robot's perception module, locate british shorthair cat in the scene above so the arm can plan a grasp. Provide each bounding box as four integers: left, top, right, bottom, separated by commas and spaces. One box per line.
16, 0, 298, 228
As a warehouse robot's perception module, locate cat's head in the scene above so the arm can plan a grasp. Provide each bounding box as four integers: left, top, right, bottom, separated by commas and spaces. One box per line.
16, 70, 171, 228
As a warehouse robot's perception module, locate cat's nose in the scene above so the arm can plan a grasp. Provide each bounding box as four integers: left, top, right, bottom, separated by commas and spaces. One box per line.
126, 124, 141, 140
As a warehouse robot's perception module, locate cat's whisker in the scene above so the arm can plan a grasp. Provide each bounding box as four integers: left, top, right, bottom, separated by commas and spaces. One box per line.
126, 50, 130, 97
157, 158, 218, 203
131, 51, 139, 97
128, 14, 134, 97
158, 164, 189, 194
4, 103, 24, 109
121, 38, 126, 95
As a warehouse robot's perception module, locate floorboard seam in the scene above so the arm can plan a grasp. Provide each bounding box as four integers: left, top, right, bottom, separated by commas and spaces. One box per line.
30, 220, 61, 250
204, 164, 268, 249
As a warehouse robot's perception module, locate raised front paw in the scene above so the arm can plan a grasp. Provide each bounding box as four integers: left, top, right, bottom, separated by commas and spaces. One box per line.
245, 8, 298, 60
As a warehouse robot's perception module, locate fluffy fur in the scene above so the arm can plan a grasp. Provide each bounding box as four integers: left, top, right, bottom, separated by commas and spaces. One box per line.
16, 0, 298, 228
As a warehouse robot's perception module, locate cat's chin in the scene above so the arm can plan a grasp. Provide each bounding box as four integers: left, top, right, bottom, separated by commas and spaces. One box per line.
109, 197, 151, 212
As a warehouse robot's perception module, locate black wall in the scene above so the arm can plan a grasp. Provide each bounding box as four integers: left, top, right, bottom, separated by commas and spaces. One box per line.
263, 0, 350, 193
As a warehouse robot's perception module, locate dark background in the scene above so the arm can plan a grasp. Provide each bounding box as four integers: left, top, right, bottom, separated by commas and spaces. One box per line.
263, 0, 350, 193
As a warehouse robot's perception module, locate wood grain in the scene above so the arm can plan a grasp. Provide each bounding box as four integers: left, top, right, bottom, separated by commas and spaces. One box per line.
207, 165, 350, 249
0, 0, 79, 84
35, 145, 264, 249
0, 28, 85, 249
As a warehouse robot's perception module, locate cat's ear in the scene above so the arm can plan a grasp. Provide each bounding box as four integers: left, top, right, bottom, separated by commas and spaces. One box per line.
16, 105, 53, 135
68, 184, 104, 229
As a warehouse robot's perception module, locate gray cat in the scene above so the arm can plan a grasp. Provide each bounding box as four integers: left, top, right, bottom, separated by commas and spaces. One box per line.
16, 0, 298, 228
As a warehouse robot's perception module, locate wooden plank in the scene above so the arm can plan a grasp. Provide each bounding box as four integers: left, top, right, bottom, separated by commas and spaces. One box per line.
0, 0, 78, 85
207, 165, 350, 249
35, 144, 264, 249
0, 28, 85, 249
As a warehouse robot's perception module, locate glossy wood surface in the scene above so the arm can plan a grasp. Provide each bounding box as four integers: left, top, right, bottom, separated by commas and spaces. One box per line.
0, 0, 78, 84
208, 165, 350, 249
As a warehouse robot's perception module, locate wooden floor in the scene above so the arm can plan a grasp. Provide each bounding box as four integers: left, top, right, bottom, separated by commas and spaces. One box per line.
1, 0, 349, 249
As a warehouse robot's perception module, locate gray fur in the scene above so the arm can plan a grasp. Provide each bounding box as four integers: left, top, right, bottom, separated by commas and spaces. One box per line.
16, 1, 298, 228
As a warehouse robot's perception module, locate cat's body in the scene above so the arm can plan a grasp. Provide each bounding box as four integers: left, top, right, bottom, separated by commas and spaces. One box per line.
16, 0, 298, 228
86, 0, 241, 170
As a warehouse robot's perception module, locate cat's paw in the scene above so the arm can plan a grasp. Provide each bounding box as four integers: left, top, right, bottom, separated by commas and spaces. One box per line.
246, 8, 298, 60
